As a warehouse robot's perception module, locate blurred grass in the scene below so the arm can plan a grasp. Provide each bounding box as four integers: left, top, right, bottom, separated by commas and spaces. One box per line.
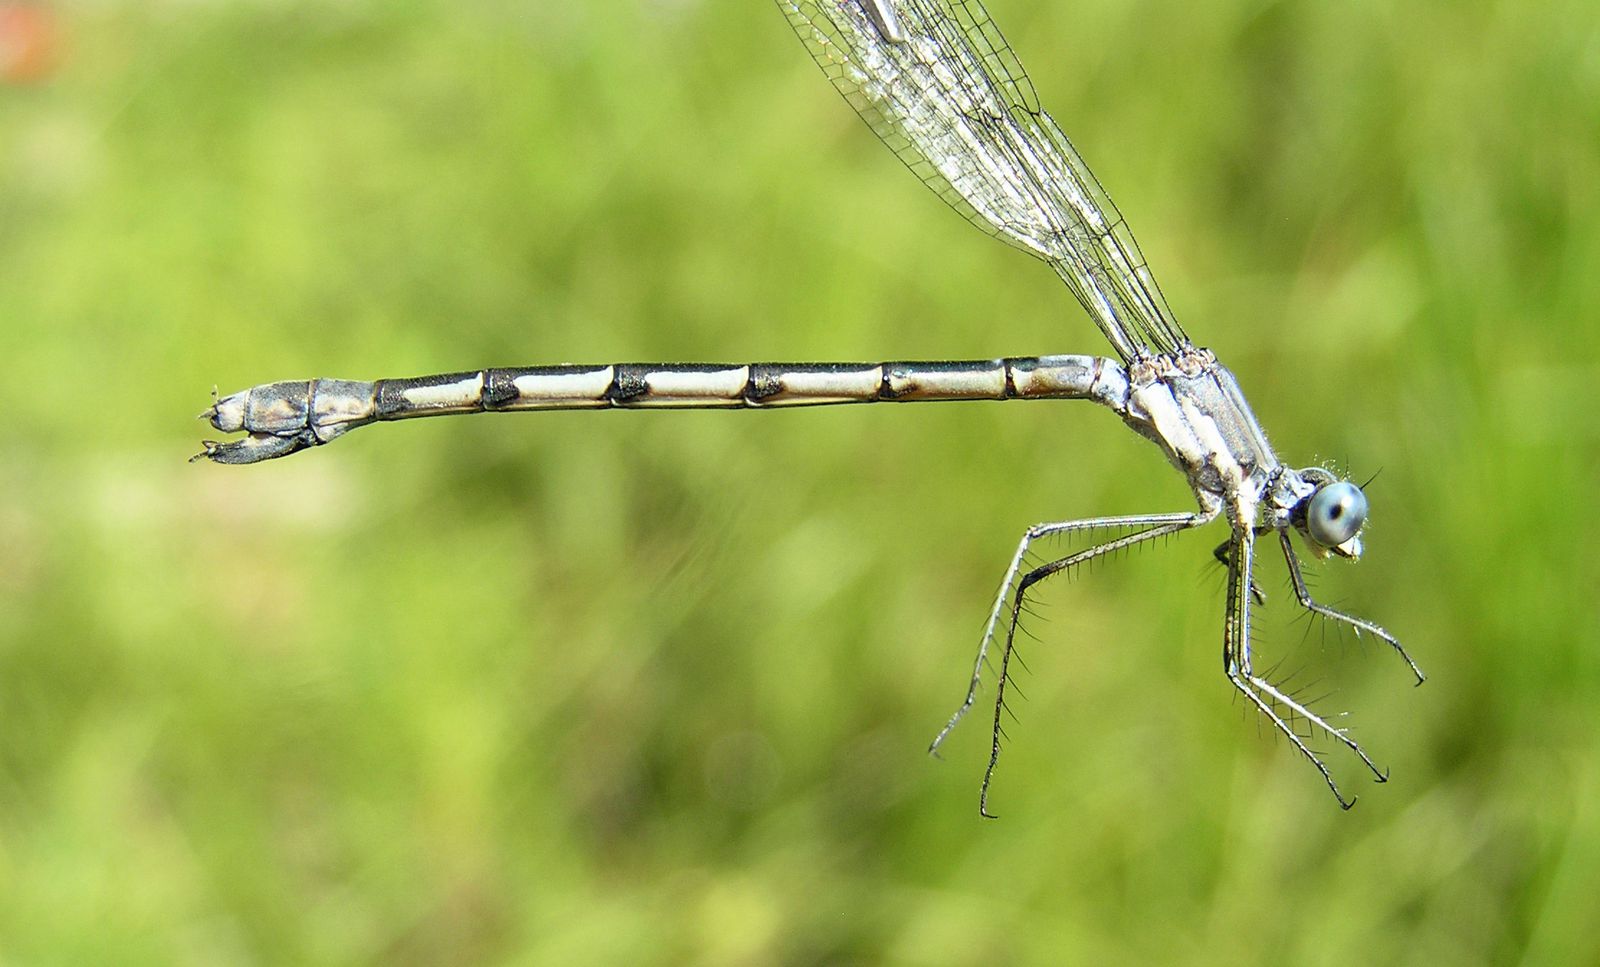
1, 0, 1598, 963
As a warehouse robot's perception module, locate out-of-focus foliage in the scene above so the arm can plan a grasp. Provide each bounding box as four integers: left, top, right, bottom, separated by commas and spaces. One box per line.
1, 0, 1596, 963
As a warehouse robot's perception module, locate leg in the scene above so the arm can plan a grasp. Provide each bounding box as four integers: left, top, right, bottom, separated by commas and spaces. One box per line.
1278, 530, 1425, 685
1223, 528, 1386, 810
928, 510, 1213, 817
929, 511, 1208, 758
1213, 536, 1266, 605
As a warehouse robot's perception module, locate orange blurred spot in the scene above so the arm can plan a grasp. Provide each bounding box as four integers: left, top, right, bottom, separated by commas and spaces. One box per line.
0, 5, 58, 84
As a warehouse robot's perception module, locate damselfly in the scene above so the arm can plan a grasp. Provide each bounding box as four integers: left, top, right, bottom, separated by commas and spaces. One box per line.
198, 0, 1424, 812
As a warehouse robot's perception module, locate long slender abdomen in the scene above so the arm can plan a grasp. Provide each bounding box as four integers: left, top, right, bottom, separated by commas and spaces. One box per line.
198, 356, 1128, 465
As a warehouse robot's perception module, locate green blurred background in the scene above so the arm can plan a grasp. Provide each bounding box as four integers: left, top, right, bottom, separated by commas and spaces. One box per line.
2, 0, 1597, 962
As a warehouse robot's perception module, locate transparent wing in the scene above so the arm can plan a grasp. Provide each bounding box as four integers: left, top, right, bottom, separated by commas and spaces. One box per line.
778, 0, 1189, 360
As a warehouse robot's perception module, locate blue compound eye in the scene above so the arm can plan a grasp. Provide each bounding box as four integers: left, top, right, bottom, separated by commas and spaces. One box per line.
1306, 481, 1368, 547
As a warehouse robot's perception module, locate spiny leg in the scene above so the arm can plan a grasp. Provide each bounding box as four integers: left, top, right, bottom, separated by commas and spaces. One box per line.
1212, 536, 1266, 605
975, 514, 1207, 818
1223, 527, 1378, 809
1227, 672, 1358, 808
1244, 673, 1387, 783
1278, 530, 1425, 685
929, 511, 1208, 760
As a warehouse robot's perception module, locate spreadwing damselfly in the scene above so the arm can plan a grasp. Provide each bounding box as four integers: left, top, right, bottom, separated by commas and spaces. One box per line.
198, 0, 1424, 812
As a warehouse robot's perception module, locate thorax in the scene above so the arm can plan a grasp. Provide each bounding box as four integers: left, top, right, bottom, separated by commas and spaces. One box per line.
1118, 347, 1281, 518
